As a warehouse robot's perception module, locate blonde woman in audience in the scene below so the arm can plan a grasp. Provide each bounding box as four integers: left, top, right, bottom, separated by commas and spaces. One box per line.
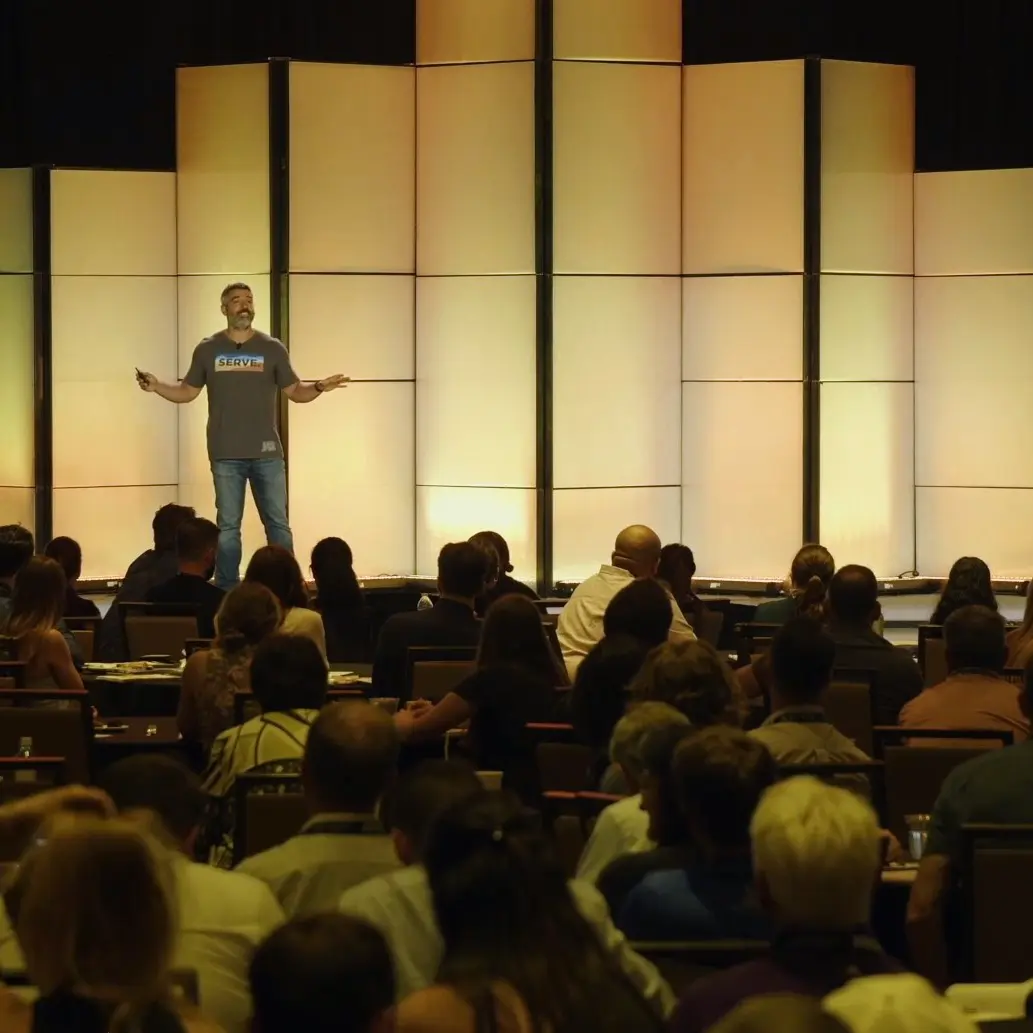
1006, 579, 1033, 669
244, 545, 326, 660
0, 556, 84, 693
0, 815, 220, 1033
178, 582, 282, 751
395, 790, 666, 1033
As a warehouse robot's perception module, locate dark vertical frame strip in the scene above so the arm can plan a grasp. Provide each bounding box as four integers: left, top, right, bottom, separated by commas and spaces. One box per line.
534, 0, 554, 595
269, 58, 291, 502
31, 165, 53, 546
802, 57, 822, 543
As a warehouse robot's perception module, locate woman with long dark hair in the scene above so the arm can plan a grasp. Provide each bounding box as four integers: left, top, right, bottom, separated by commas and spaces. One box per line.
395, 792, 664, 1033
930, 556, 997, 626
310, 537, 370, 662
395, 596, 566, 800
244, 545, 327, 660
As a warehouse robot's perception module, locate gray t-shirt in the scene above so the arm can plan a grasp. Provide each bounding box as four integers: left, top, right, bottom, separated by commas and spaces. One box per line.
184, 331, 299, 460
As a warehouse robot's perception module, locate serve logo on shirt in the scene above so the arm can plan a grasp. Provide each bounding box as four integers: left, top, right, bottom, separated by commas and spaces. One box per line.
214, 353, 266, 372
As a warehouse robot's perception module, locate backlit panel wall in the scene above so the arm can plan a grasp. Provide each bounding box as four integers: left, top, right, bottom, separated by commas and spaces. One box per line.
818, 61, 915, 576
416, 49, 537, 579
176, 65, 270, 564
287, 63, 416, 576
49, 171, 178, 579
0, 169, 34, 530
682, 62, 804, 578
554, 0, 681, 62
553, 56, 681, 578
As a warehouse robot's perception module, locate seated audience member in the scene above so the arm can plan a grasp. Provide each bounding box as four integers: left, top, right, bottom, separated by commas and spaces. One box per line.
596, 716, 695, 910
754, 544, 835, 626
310, 537, 370, 662
824, 973, 979, 1033
931, 556, 998, 626
900, 604, 1028, 742
0, 556, 84, 692
238, 701, 400, 914
672, 776, 900, 1033
339, 761, 674, 1014
43, 536, 100, 618
145, 516, 224, 638
907, 664, 1033, 986
557, 525, 694, 679
249, 914, 395, 1033
1007, 580, 1033, 670
658, 543, 709, 632
371, 542, 486, 700
472, 530, 538, 610
614, 727, 777, 941
826, 565, 922, 725
395, 790, 669, 1033
178, 582, 283, 751
577, 703, 690, 884
709, 996, 851, 1033
245, 545, 326, 660
396, 594, 565, 800
0, 815, 223, 1033
98, 502, 195, 660
466, 532, 501, 618
751, 618, 871, 765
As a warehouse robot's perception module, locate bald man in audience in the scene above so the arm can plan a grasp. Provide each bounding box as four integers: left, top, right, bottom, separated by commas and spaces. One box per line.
237, 700, 401, 915
558, 525, 695, 678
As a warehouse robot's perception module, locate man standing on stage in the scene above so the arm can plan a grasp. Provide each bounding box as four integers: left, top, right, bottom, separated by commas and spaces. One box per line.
137, 282, 347, 589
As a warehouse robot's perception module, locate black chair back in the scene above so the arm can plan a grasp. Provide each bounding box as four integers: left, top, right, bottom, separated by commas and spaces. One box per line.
917, 625, 946, 687
630, 941, 770, 994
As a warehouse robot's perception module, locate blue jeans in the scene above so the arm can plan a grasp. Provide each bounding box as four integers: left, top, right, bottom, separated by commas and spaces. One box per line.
211, 458, 294, 589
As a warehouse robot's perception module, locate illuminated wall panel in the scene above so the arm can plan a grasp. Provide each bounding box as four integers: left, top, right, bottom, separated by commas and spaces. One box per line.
0, 168, 33, 273
821, 383, 914, 575
682, 382, 803, 579
683, 61, 805, 275
554, 0, 681, 62
290, 384, 415, 577
915, 276, 1033, 489
417, 487, 536, 582
417, 62, 535, 276
417, 0, 535, 64
553, 62, 681, 274
915, 170, 1033, 276
553, 487, 681, 582
290, 64, 414, 273
417, 276, 536, 488
176, 64, 270, 276
0, 275, 34, 496
820, 61, 914, 275
683, 275, 803, 382
553, 276, 681, 489
0, 490, 33, 532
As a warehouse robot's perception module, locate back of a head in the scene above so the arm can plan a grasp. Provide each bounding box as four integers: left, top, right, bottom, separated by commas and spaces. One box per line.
571, 634, 652, 750
250, 633, 328, 713
791, 544, 835, 592
215, 581, 283, 652
437, 541, 489, 600
632, 639, 742, 728
305, 701, 399, 813
673, 726, 778, 854
0, 524, 34, 580
710, 995, 852, 1033
467, 532, 501, 591
175, 516, 219, 564
944, 604, 1007, 673
152, 503, 195, 553
603, 578, 672, 649
43, 536, 83, 582
824, 974, 979, 1033
478, 594, 557, 681
828, 565, 878, 626
771, 618, 836, 705
384, 759, 483, 863
609, 701, 691, 785
99, 754, 204, 846
5, 556, 66, 636
310, 537, 362, 608
474, 530, 512, 574
657, 543, 696, 586
245, 545, 308, 610
612, 525, 663, 578
250, 914, 394, 1033
751, 776, 881, 930
933, 556, 998, 625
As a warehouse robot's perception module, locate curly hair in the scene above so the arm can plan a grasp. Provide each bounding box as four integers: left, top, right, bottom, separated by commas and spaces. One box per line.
931, 556, 997, 626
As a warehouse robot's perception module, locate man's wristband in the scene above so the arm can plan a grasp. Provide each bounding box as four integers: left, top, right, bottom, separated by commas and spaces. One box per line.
315, 380, 325, 393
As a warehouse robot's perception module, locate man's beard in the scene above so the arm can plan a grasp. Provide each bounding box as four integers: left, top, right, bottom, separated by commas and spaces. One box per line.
232, 312, 253, 329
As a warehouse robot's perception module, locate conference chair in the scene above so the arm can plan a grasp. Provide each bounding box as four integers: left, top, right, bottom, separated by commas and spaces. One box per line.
404, 646, 476, 704
823, 670, 878, 755
630, 941, 770, 994
119, 602, 199, 661
0, 690, 93, 784
917, 625, 947, 687
232, 687, 366, 726
63, 615, 102, 662
231, 772, 307, 866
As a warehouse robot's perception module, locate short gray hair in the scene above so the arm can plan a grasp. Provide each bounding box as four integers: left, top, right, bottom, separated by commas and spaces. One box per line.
609, 702, 690, 781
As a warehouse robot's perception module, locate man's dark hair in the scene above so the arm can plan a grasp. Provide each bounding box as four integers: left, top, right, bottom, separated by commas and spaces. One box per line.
437, 542, 489, 600
304, 701, 399, 813
176, 516, 220, 564
944, 604, 1007, 674
43, 536, 83, 582
604, 578, 672, 649
383, 760, 482, 861
0, 525, 34, 579
250, 634, 328, 713
673, 726, 778, 851
221, 281, 251, 304
828, 565, 879, 626
770, 617, 836, 704
152, 503, 196, 553
98, 754, 205, 842
249, 914, 394, 1033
